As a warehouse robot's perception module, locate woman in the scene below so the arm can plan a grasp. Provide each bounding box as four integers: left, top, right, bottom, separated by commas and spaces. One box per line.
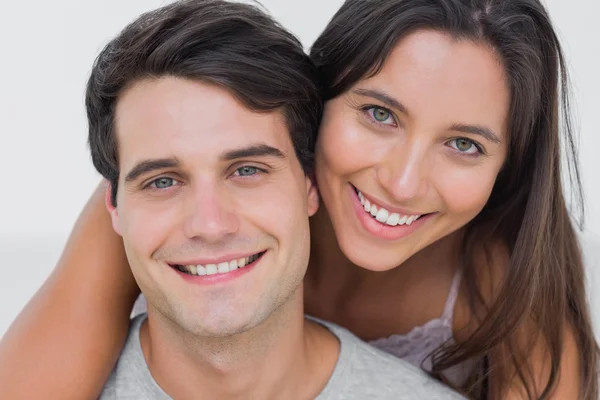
1, 0, 596, 398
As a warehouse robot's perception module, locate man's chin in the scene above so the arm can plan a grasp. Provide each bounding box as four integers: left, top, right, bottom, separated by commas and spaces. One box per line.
145, 289, 275, 338
177, 316, 263, 338
156, 305, 266, 338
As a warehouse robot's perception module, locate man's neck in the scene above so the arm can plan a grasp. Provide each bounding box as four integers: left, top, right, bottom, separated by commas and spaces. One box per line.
141, 289, 339, 400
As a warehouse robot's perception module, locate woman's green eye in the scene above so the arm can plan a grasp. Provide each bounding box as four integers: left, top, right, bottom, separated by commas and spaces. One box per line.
364, 106, 395, 126
456, 139, 473, 152
373, 107, 391, 122
448, 138, 481, 155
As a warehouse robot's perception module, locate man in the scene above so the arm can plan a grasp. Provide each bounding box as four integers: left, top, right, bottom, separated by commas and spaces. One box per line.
90, 1, 463, 398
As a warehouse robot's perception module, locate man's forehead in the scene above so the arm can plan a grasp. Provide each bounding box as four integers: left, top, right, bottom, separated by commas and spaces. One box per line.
114, 77, 293, 164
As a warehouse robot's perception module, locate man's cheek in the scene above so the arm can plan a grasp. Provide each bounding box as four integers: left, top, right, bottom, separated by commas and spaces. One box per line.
124, 210, 167, 252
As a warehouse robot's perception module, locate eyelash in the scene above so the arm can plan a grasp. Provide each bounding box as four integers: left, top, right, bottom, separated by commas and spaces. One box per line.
230, 165, 268, 179
147, 177, 180, 188
143, 165, 269, 189
446, 138, 485, 157
360, 105, 398, 128
142, 177, 182, 191
360, 105, 485, 157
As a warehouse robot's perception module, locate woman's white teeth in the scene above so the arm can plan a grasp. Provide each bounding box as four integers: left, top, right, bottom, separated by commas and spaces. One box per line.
370, 205, 378, 217
375, 208, 389, 223
180, 254, 260, 276
386, 213, 400, 226
357, 190, 421, 227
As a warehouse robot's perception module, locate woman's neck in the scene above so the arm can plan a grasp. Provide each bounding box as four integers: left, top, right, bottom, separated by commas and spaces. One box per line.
305, 206, 464, 339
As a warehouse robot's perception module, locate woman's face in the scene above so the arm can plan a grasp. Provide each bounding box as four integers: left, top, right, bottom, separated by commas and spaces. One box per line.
315, 29, 510, 271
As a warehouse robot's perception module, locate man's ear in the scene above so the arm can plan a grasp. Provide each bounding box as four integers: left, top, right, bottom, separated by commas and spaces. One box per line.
104, 182, 122, 236
305, 174, 320, 217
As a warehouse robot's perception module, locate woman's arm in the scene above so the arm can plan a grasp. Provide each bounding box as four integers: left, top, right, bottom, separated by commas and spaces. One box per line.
455, 244, 584, 399
489, 321, 581, 400
0, 181, 140, 399
490, 322, 581, 400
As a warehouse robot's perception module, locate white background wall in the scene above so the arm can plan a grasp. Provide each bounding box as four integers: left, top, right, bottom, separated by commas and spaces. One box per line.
0, 0, 598, 337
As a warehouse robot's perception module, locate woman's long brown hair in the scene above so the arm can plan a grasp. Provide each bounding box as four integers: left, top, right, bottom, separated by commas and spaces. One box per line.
311, 0, 598, 398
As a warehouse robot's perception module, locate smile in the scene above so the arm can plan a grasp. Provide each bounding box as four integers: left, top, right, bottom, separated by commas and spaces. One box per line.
170, 251, 266, 276
356, 189, 422, 226
349, 184, 434, 241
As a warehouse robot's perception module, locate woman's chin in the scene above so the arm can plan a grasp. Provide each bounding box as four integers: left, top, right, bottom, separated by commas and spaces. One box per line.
338, 238, 414, 272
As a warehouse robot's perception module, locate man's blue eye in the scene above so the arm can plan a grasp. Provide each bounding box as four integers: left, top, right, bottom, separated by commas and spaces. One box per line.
235, 166, 259, 176
152, 177, 176, 188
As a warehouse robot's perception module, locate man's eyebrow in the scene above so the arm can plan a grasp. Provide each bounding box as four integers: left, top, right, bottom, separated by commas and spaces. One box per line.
123, 145, 284, 183
450, 123, 502, 144
220, 144, 286, 161
352, 88, 409, 114
124, 158, 180, 183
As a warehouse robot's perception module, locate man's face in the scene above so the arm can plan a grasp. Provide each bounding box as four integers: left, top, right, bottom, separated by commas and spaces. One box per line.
107, 77, 318, 337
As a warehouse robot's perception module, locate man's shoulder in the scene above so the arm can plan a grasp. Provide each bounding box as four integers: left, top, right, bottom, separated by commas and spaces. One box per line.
99, 315, 145, 399
346, 336, 463, 398
100, 314, 171, 400
319, 319, 465, 399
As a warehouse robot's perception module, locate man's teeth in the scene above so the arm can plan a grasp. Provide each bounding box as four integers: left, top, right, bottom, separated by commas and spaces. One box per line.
177, 253, 260, 276
357, 190, 421, 226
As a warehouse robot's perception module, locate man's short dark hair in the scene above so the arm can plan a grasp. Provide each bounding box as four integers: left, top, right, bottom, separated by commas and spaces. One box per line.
86, 0, 323, 205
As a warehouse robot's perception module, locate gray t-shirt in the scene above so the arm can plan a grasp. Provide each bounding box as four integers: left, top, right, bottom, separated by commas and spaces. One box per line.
101, 315, 464, 399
